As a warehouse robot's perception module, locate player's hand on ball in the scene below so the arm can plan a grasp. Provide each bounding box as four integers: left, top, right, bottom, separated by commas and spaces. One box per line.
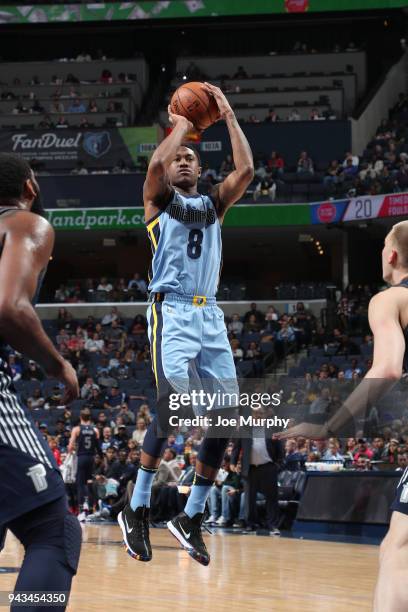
203, 82, 232, 120
167, 104, 194, 132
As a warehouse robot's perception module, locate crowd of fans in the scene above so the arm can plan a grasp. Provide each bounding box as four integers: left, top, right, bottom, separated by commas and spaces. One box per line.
0, 64, 137, 129
198, 91, 408, 203
53, 274, 148, 303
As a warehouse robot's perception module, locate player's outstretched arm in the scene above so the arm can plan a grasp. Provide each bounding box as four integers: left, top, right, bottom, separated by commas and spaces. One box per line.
203, 82, 254, 221
0, 211, 78, 402
280, 290, 405, 439
143, 108, 194, 221
324, 291, 404, 434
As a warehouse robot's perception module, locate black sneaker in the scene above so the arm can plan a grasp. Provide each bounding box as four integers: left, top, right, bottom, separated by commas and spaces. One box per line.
167, 512, 210, 566
118, 504, 152, 562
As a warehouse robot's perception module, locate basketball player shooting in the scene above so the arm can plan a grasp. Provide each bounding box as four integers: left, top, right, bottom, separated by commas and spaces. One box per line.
118, 82, 254, 566
0, 154, 81, 610
281, 221, 408, 611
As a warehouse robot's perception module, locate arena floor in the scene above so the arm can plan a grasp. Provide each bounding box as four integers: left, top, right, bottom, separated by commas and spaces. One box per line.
0, 524, 379, 611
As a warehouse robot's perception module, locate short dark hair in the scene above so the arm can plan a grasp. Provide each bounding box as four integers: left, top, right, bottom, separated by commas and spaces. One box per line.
180, 143, 201, 166
165, 447, 177, 459
0, 153, 32, 200
81, 408, 91, 421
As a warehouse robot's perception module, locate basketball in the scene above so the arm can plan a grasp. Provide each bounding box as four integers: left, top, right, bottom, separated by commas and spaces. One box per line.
170, 81, 220, 131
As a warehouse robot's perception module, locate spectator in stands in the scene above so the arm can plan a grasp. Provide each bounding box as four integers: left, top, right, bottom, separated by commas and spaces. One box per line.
219, 154, 234, 178
50, 96, 64, 114
247, 114, 260, 124
81, 376, 100, 399
297, 151, 314, 175
384, 439, 400, 465
101, 306, 121, 326
230, 338, 243, 363
244, 303, 264, 326
342, 157, 359, 180
8, 354, 22, 382
111, 358, 131, 380
215, 460, 243, 527
227, 313, 243, 335
342, 151, 359, 168
38, 114, 54, 129
264, 109, 280, 123
56, 116, 69, 128
253, 173, 276, 202
244, 314, 261, 333
44, 386, 63, 410
323, 160, 342, 187
54, 284, 70, 302
127, 272, 147, 295
100, 427, 113, 453
263, 306, 279, 332
323, 439, 343, 461
106, 101, 116, 113
275, 321, 296, 359
117, 403, 135, 426
200, 161, 218, 185
68, 97, 87, 113
309, 108, 323, 120
48, 437, 62, 466
234, 66, 248, 79
344, 358, 362, 380
13, 101, 29, 114
27, 388, 45, 409
104, 320, 125, 350
288, 108, 301, 121
132, 418, 148, 446
88, 99, 99, 113
372, 437, 387, 461
284, 439, 305, 471
353, 438, 374, 462
85, 332, 104, 353
113, 424, 129, 451
104, 385, 126, 410
23, 360, 44, 381
355, 456, 372, 471
97, 277, 113, 293
267, 151, 284, 176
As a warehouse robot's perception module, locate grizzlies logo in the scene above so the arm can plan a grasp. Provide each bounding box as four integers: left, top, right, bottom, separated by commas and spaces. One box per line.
82, 132, 112, 158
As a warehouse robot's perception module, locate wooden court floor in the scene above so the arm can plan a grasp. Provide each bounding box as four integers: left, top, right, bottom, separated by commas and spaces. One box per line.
1, 524, 379, 611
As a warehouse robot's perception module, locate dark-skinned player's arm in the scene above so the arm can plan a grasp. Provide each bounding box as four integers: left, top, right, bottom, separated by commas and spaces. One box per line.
203, 82, 254, 222
143, 107, 195, 223
280, 290, 405, 439
0, 211, 79, 404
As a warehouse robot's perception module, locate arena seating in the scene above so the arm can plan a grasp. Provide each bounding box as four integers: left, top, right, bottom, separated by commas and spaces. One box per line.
0, 58, 148, 128
159, 51, 365, 124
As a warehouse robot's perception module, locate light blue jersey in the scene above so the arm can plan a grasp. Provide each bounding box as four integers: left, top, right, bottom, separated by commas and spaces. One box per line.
146, 190, 222, 298
145, 188, 238, 421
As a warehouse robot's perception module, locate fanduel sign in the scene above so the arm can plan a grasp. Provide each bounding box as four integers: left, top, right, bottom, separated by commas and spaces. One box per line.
11, 132, 82, 151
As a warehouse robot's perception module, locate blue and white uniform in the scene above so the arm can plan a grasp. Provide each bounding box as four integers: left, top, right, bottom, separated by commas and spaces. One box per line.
146, 190, 237, 415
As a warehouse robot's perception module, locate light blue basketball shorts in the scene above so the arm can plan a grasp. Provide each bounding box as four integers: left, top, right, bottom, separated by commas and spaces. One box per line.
147, 293, 239, 415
